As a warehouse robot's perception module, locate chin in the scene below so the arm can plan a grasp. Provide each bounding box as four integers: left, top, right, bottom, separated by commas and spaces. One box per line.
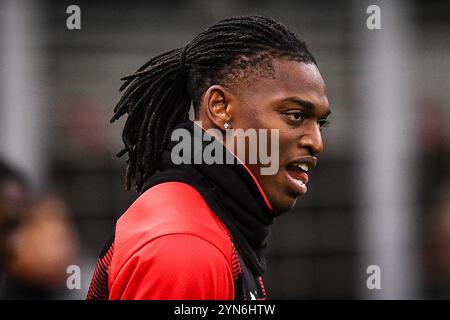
271, 196, 297, 215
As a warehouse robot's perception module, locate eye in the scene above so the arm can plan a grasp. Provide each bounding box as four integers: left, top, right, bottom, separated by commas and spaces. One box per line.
318, 119, 330, 129
285, 112, 304, 122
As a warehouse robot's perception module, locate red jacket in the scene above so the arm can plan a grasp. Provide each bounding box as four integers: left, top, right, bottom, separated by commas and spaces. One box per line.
108, 182, 235, 299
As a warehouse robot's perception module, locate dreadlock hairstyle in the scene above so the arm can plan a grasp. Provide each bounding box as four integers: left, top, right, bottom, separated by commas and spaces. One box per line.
111, 15, 317, 192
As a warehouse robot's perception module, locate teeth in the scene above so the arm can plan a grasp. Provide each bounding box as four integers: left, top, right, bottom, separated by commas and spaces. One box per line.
296, 163, 309, 172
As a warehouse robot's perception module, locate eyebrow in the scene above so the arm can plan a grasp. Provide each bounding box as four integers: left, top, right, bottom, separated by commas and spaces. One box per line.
281, 96, 331, 118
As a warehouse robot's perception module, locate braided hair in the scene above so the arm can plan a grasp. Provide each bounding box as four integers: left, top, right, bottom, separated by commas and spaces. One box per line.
111, 15, 316, 192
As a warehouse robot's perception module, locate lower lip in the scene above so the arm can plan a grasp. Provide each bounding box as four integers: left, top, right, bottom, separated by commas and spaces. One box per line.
286, 169, 309, 195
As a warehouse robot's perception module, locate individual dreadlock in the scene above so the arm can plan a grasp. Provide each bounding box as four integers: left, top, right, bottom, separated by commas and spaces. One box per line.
111, 15, 316, 192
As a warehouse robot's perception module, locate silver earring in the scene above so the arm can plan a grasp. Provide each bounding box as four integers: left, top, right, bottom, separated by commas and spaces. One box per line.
223, 122, 230, 129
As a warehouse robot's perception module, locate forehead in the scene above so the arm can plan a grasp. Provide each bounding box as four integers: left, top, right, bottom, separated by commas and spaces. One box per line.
274, 59, 326, 95
237, 58, 329, 112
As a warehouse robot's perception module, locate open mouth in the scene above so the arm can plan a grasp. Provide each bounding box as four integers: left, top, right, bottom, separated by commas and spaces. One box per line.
285, 156, 317, 195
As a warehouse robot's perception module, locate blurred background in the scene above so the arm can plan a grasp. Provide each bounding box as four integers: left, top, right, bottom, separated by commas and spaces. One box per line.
0, 0, 449, 299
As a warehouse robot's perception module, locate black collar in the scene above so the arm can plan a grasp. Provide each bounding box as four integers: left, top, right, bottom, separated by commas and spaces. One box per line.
142, 120, 274, 275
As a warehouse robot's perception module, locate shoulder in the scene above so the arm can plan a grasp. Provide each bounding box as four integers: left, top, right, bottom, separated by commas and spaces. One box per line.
109, 233, 234, 299
115, 182, 230, 250
108, 182, 233, 296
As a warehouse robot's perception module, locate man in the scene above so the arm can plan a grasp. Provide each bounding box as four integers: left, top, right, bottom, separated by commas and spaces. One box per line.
87, 15, 330, 300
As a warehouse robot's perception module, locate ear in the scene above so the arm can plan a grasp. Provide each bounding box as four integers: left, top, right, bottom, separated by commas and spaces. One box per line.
202, 85, 235, 130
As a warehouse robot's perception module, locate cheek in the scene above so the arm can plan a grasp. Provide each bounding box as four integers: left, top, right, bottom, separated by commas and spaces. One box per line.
235, 109, 264, 131
277, 130, 298, 161
232, 98, 272, 130
256, 132, 294, 189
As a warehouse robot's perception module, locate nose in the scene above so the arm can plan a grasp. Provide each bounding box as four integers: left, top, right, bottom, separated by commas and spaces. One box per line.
299, 121, 324, 155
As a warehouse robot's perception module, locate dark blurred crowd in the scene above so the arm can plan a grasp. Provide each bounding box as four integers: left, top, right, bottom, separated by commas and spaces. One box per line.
0, 159, 79, 299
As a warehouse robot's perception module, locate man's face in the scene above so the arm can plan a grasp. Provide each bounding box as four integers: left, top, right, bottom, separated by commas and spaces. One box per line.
229, 58, 330, 214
